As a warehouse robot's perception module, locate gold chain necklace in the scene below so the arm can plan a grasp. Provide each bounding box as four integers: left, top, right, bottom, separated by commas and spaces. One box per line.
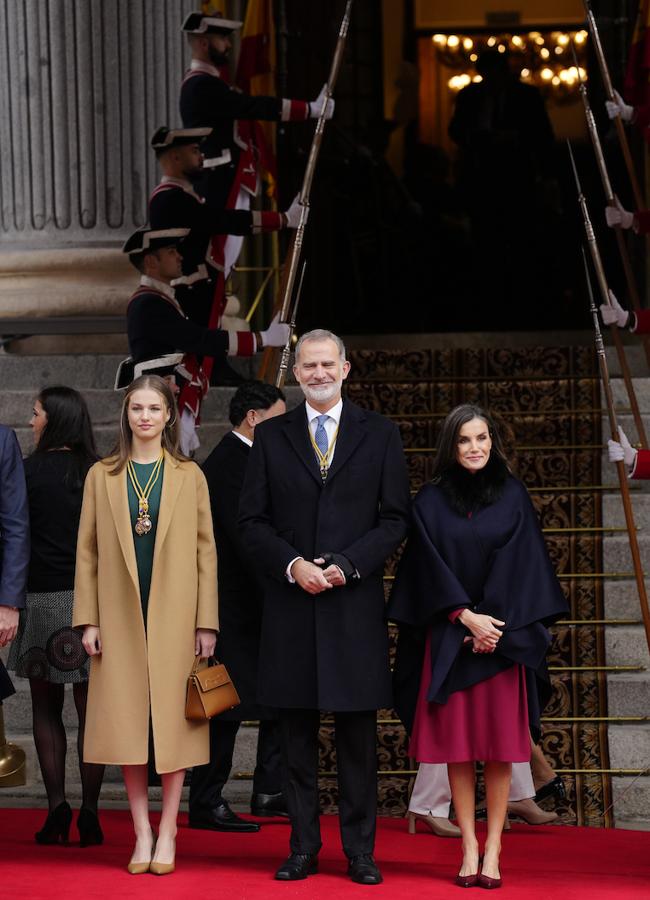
308, 422, 339, 481
127, 453, 164, 536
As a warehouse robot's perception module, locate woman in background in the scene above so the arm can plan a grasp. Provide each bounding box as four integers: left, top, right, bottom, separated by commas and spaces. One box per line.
8, 386, 104, 846
390, 405, 567, 888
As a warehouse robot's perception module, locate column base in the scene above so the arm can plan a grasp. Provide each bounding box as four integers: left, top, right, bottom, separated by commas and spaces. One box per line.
0, 247, 134, 354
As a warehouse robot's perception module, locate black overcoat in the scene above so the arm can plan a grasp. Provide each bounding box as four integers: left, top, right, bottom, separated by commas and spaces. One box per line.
388, 474, 568, 734
202, 431, 274, 721
238, 400, 410, 711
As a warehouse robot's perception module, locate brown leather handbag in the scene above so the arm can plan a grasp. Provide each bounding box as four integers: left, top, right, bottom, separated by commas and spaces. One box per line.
185, 657, 241, 721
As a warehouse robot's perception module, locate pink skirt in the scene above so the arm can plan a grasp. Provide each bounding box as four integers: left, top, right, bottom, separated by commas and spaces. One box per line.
410, 633, 531, 763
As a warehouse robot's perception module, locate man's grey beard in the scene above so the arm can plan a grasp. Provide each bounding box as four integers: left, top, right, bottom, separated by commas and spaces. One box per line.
300, 379, 342, 406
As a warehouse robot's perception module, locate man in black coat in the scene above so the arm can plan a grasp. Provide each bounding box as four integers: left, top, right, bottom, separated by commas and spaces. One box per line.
189, 381, 287, 833
239, 330, 410, 885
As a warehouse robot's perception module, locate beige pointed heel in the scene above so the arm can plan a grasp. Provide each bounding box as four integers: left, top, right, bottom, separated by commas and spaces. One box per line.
127, 833, 155, 874
406, 810, 461, 837
150, 837, 175, 875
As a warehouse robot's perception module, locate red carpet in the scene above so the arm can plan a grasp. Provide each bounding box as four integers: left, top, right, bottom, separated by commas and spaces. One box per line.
0, 809, 648, 899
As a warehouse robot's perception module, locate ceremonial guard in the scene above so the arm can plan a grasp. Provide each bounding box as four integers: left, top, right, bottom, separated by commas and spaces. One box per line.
189, 381, 288, 833
120, 225, 288, 374
148, 126, 300, 383
180, 11, 334, 211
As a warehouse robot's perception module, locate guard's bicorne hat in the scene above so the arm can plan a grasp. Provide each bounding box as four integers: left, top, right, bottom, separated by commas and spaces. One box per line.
122, 226, 190, 257
114, 353, 186, 390
151, 126, 212, 151
182, 11, 242, 35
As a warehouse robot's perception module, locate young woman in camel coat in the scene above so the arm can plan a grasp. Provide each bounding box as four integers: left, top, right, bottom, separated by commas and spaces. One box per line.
73, 374, 218, 875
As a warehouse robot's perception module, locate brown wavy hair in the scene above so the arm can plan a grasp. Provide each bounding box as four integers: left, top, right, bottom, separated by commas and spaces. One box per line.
430, 404, 511, 481
104, 375, 187, 475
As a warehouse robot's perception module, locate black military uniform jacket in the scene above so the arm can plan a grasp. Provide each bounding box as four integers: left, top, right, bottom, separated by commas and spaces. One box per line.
149, 177, 261, 281
127, 275, 228, 363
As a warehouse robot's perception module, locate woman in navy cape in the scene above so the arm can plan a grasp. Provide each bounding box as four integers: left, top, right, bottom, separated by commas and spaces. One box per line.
388, 405, 567, 888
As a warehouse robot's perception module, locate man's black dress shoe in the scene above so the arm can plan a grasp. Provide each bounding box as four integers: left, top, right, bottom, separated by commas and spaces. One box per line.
250, 791, 289, 818
347, 854, 383, 885
188, 799, 260, 833
274, 852, 318, 880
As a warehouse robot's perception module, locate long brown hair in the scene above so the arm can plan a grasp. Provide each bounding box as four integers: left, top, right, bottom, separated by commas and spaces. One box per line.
430, 404, 511, 481
104, 375, 187, 474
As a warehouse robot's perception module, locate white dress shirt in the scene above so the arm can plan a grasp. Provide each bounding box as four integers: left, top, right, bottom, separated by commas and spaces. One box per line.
232, 429, 253, 448
286, 398, 344, 582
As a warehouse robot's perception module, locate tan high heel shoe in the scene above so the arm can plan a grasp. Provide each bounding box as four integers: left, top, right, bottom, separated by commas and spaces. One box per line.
150, 837, 176, 876
407, 811, 461, 837
507, 799, 559, 825
127, 834, 156, 875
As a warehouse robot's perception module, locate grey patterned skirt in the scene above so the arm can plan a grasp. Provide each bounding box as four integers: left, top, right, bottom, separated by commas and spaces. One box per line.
7, 590, 90, 684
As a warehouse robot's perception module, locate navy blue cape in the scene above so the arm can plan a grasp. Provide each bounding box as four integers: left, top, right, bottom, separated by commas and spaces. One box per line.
388, 475, 568, 734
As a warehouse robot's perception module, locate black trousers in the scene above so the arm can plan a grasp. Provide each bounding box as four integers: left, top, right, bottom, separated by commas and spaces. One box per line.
189, 717, 283, 811
279, 708, 377, 858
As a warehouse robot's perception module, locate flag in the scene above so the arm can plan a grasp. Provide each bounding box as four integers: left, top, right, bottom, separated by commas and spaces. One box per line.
624, 0, 650, 107
236, 0, 278, 198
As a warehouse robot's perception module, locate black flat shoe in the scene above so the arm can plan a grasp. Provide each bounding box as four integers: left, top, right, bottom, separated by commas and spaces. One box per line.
274, 852, 318, 880
348, 854, 383, 885
35, 801, 72, 845
534, 775, 566, 804
77, 807, 104, 847
250, 791, 289, 818
188, 798, 260, 833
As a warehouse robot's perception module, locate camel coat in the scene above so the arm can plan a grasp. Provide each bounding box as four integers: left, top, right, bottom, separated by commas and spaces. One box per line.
72, 453, 218, 773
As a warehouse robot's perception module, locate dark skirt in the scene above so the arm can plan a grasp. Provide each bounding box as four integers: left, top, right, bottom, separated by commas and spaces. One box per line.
410, 632, 530, 763
7, 590, 90, 684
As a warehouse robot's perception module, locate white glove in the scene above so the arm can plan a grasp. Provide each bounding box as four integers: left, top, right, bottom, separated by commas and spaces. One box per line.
309, 84, 335, 120
283, 194, 306, 229
608, 427, 637, 467
605, 89, 634, 122
605, 196, 635, 229
260, 312, 290, 348
600, 289, 630, 328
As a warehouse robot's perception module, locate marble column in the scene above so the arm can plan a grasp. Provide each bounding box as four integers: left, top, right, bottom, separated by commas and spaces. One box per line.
0, 0, 194, 348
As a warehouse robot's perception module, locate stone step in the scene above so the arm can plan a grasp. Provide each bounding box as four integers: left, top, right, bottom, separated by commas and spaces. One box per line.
604, 580, 650, 620
608, 724, 650, 770
611, 776, 650, 823
607, 673, 650, 717
603, 493, 650, 529
0, 353, 260, 390
1, 724, 261, 804
604, 625, 650, 667
603, 534, 650, 571
606, 378, 650, 413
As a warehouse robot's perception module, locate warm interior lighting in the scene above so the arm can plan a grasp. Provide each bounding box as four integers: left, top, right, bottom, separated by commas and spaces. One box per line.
447, 35, 460, 48
463, 37, 473, 50
541, 67, 554, 80
541, 47, 550, 59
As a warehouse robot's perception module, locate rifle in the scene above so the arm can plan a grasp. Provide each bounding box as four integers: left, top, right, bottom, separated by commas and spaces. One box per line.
567, 140, 647, 447
583, 248, 650, 655
258, 0, 353, 382
572, 41, 650, 368
583, 0, 644, 208
276, 261, 306, 388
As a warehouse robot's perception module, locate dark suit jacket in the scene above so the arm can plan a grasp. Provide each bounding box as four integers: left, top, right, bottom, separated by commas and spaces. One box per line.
0, 425, 29, 700
202, 431, 274, 720
238, 399, 410, 711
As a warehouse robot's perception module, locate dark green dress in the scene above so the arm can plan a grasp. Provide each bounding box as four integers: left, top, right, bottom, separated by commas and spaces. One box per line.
127, 460, 164, 626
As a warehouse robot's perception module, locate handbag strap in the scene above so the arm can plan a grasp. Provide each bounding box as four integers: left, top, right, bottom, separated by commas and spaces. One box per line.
191, 655, 219, 675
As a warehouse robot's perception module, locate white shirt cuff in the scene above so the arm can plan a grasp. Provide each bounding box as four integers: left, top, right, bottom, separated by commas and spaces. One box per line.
286, 557, 303, 583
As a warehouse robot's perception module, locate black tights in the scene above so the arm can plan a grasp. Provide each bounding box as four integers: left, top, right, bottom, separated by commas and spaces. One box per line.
29, 679, 104, 812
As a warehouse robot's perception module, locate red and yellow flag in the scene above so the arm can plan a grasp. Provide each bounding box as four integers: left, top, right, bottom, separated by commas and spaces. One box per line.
236, 0, 278, 197
625, 0, 650, 107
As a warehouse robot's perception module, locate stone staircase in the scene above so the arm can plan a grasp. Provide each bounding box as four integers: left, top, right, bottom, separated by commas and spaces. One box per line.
1, 343, 649, 828
600, 375, 650, 829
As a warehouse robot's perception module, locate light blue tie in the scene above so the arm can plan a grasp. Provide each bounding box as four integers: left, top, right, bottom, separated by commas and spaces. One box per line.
315, 415, 329, 456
